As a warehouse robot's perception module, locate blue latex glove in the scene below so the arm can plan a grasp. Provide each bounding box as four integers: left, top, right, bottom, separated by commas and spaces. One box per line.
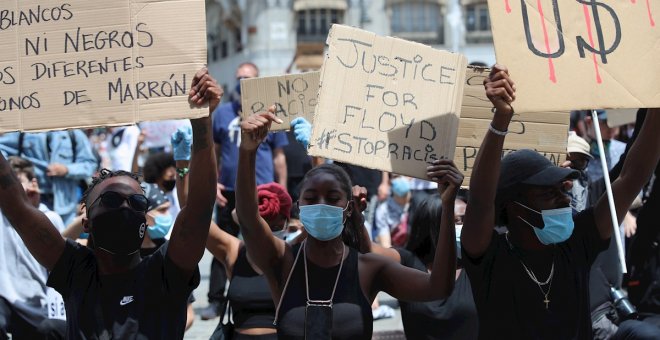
171, 125, 193, 161
290, 117, 312, 148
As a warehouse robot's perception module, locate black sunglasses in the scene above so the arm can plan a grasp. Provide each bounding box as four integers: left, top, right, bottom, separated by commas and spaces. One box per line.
88, 191, 149, 212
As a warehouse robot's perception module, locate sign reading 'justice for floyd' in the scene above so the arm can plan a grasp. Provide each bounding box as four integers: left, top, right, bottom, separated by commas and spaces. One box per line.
0, 1, 207, 132
309, 24, 468, 180
488, 0, 660, 112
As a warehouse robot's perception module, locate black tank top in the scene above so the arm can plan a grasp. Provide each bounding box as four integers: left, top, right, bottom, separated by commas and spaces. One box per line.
227, 246, 277, 330
276, 244, 373, 340
397, 248, 479, 340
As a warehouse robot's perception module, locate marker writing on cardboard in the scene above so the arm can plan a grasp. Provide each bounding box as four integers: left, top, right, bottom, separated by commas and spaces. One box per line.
108, 73, 187, 104
335, 38, 456, 84
313, 128, 440, 163
0, 4, 73, 31
517, 0, 621, 84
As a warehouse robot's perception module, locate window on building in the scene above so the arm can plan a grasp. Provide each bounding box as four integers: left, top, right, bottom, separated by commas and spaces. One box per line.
296, 9, 343, 42
465, 2, 492, 43
389, 1, 443, 45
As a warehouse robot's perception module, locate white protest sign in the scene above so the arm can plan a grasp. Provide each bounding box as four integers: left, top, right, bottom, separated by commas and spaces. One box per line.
0, 0, 207, 132
240, 72, 319, 131
308, 24, 467, 180
488, 0, 660, 112
456, 67, 569, 185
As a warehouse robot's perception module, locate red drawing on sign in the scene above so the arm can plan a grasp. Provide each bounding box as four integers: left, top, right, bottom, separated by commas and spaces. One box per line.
646, 0, 655, 26
632, 0, 655, 26
505, 0, 512, 13
582, 4, 603, 84
537, 0, 557, 83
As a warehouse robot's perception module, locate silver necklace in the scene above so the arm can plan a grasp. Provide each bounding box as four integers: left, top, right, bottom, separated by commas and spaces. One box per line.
304, 241, 345, 307
506, 232, 555, 309
273, 240, 346, 326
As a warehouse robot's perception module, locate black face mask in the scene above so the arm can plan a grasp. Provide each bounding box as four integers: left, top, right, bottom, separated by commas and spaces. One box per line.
90, 207, 146, 256
162, 180, 176, 192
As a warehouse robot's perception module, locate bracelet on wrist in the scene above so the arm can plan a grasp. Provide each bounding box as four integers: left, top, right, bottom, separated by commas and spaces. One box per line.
488, 123, 508, 136
176, 167, 189, 178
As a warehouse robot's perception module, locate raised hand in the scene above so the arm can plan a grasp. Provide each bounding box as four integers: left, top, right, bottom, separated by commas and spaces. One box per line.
189, 68, 223, 113
427, 159, 464, 203
171, 125, 193, 161
484, 64, 516, 117
240, 107, 283, 151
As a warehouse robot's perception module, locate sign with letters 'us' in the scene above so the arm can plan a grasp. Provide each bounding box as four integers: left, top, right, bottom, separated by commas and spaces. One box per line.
488, 0, 660, 112
309, 24, 467, 180
0, 0, 207, 132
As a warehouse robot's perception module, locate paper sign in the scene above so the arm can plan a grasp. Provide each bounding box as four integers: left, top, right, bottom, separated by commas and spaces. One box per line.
0, 0, 207, 133
308, 24, 468, 180
457, 67, 569, 185
488, 1, 660, 112
240, 72, 319, 131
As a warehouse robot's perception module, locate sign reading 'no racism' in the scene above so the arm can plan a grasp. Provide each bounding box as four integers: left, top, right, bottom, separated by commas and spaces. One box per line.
240, 72, 319, 131
309, 24, 467, 180
0, 1, 207, 132
488, 0, 660, 112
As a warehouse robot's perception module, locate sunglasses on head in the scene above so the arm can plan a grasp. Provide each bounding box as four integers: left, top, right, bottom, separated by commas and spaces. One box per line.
88, 191, 149, 212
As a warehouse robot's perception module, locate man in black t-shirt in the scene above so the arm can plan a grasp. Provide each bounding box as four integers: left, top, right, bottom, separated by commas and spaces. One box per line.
461, 65, 660, 339
0, 68, 221, 339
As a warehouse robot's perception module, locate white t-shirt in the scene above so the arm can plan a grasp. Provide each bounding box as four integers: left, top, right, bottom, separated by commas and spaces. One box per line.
0, 204, 66, 320
164, 189, 181, 240
107, 126, 141, 172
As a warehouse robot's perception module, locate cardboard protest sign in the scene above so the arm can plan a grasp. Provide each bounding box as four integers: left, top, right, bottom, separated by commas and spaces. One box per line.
240, 72, 319, 131
488, 1, 660, 112
0, 1, 207, 133
308, 24, 468, 180
457, 67, 569, 185
606, 109, 638, 128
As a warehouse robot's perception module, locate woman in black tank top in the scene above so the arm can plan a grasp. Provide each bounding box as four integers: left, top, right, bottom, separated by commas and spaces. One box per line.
236, 112, 463, 339
205, 182, 296, 340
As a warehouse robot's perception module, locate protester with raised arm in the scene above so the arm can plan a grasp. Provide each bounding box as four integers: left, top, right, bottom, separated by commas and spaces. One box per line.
0, 67, 220, 339
461, 65, 660, 339
236, 108, 458, 339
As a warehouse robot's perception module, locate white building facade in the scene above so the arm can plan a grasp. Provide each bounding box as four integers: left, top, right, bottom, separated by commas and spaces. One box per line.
205, 0, 495, 90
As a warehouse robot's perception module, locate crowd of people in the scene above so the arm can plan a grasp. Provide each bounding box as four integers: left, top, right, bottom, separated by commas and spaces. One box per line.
0, 61, 659, 340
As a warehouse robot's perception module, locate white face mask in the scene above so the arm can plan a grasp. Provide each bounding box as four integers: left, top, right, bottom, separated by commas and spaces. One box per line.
284, 229, 303, 243
455, 223, 463, 243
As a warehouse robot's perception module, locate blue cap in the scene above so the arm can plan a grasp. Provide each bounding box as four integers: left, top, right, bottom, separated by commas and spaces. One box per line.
391, 177, 410, 197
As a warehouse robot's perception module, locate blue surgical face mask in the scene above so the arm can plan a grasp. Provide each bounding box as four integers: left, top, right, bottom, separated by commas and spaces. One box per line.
515, 202, 574, 245
272, 229, 287, 240
299, 203, 348, 241
147, 213, 173, 239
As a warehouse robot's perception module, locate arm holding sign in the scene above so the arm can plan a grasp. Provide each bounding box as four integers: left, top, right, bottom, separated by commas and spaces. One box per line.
592, 109, 660, 240
167, 68, 220, 277
461, 65, 516, 258
235, 109, 287, 279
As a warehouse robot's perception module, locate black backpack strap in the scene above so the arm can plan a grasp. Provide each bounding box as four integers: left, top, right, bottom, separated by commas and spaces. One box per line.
17, 132, 24, 158
68, 130, 77, 163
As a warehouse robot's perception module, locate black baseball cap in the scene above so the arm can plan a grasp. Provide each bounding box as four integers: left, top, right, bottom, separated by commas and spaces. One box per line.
498, 149, 580, 191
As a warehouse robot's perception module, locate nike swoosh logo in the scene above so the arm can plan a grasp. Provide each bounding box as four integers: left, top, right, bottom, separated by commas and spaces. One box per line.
119, 296, 134, 306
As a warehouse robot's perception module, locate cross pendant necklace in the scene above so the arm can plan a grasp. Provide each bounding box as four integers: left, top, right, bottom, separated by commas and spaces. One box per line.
543, 295, 550, 309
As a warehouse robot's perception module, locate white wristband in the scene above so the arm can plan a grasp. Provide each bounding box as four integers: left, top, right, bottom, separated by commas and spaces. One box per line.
488, 123, 508, 136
